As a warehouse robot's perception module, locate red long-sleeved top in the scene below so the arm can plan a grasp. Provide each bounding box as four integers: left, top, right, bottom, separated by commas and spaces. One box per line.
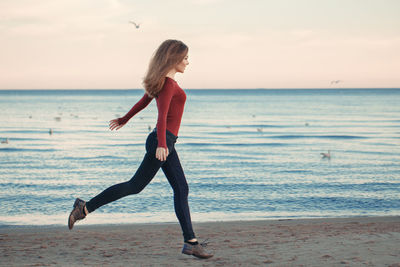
118, 77, 186, 149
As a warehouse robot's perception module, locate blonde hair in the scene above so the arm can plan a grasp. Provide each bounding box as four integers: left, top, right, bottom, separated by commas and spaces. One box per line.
143, 39, 188, 98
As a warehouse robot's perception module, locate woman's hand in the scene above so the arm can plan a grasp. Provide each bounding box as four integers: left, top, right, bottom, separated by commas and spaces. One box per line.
156, 147, 169, 161
109, 119, 125, 131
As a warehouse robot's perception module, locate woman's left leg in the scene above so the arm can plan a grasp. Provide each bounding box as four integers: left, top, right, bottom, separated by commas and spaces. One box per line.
161, 149, 196, 242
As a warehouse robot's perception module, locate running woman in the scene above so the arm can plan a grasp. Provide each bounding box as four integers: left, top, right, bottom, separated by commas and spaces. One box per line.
68, 39, 213, 259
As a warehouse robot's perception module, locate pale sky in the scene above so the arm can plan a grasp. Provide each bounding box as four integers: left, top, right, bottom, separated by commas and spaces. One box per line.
1, 0, 399, 89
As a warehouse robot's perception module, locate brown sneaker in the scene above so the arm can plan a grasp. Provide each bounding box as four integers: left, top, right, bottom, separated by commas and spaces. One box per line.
182, 240, 213, 259
68, 198, 86, 230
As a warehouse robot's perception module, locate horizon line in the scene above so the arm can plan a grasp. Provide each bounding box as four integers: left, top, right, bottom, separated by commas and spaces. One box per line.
1, 87, 400, 91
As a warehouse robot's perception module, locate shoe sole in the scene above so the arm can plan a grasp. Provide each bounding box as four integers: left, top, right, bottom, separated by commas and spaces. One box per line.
193, 254, 213, 259
182, 249, 192, 256
182, 249, 213, 259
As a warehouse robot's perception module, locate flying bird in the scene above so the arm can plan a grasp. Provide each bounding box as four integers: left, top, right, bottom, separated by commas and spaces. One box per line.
129, 21, 141, 29
330, 80, 342, 85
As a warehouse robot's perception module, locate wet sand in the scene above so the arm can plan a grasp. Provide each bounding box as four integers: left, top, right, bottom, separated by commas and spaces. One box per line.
1, 216, 399, 266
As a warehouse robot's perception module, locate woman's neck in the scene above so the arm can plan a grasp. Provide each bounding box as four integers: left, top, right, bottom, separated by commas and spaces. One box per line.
166, 69, 177, 80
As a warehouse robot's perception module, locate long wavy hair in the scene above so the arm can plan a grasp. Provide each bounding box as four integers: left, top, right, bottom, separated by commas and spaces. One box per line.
143, 39, 188, 98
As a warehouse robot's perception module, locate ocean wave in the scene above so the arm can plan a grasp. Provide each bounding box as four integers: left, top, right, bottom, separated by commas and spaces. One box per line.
217, 124, 285, 129
344, 149, 399, 156
0, 147, 58, 152
0, 137, 48, 141
269, 135, 368, 139
189, 181, 400, 192
181, 142, 289, 147
103, 143, 142, 147
0, 130, 50, 134
279, 170, 314, 174
0, 182, 75, 191
208, 131, 284, 135
61, 155, 126, 160
189, 196, 400, 213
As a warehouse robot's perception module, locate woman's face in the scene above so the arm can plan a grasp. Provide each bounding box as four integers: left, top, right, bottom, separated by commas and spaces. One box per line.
175, 54, 189, 73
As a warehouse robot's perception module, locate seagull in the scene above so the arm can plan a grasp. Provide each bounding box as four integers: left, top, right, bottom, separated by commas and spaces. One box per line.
320, 150, 331, 159
129, 21, 141, 29
330, 80, 342, 85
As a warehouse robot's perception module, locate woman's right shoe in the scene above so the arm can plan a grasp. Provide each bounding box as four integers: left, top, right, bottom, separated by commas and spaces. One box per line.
182, 242, 213, 259
68, 198, 86, 230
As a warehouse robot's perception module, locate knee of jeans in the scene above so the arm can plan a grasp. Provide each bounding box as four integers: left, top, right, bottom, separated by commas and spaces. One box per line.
176, 182, 189, 198
127, 180, 145, 195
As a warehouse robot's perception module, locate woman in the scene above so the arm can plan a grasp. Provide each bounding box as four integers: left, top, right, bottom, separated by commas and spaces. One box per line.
68, 39, 213, 259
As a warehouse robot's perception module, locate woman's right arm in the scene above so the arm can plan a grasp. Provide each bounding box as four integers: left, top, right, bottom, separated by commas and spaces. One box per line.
109, 93, 153, 131
154, 81, 175, 160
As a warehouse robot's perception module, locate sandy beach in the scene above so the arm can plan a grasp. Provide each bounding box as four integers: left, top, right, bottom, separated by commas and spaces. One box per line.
1, 216, 399, 266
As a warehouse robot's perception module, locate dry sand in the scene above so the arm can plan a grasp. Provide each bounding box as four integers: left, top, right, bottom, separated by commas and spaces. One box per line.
1, 216, 399, 266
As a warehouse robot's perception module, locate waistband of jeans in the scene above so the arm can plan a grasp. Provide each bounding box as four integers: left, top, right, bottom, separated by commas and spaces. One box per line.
152, 128, 178, 140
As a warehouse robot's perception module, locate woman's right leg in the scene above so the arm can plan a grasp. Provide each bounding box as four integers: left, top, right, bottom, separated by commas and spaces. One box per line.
69, 132, 161, 229
84, 131, 162, 213
68, 151, 162, 230
85, 151, 163, 212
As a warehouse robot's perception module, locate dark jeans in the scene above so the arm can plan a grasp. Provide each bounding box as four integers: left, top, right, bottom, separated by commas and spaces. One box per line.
85, 129, 196, 241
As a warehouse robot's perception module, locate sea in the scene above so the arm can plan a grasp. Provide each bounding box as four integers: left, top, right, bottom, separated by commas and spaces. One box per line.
0, 88, 399, 227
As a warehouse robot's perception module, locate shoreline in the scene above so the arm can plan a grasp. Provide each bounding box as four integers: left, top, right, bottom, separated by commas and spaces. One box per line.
1, 216, 399, 266
2, 213, 399, 229
1, 215, 399, 229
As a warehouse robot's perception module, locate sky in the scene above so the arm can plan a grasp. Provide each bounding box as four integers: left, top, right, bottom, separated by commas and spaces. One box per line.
0, 0, 399, 89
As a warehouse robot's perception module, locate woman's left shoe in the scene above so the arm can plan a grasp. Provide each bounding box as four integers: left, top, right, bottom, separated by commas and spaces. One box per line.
68, 198, 86, 230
